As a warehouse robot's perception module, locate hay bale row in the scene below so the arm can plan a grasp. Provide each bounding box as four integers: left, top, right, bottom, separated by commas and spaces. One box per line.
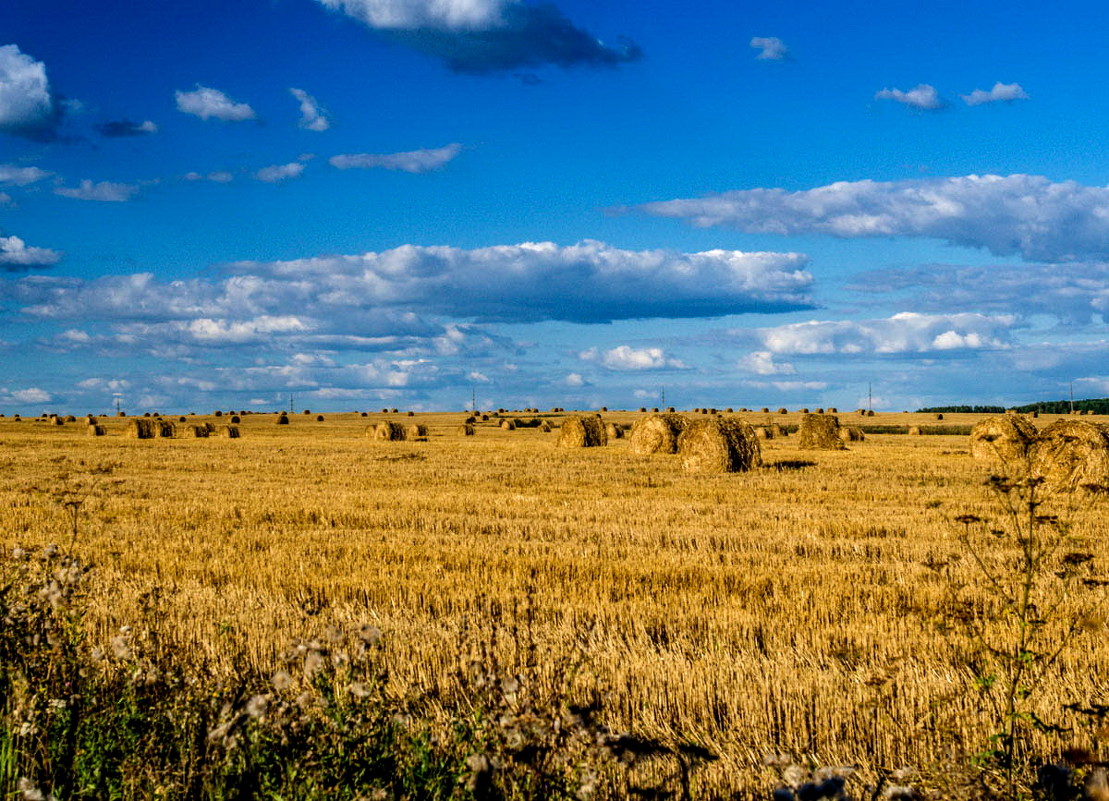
557, 416, 607, 448
629, 413, 688, 455
678, 418, 761, 473
797, 414, 846, 450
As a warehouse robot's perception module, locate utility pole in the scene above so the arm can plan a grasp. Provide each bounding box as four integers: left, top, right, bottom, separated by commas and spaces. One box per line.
113, 393, 122, 416
660, 388, 666, 408
868, 383, 873, 413
472, 387, 476, 414
1070, 382, 1074, 415
289, 392, 294, 414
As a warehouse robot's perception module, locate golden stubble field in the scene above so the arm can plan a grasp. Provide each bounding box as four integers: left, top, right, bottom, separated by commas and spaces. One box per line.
2, 409, 1107, 791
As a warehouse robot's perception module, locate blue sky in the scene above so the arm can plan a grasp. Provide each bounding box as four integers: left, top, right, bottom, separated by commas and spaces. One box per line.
1, 0, 1107, 413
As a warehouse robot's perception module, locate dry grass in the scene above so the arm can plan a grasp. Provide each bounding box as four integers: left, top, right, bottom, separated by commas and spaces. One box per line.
2, 409, 1108, 793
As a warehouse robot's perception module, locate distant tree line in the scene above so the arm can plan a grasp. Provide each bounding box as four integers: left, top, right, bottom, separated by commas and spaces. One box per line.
919, 398, 1109, 414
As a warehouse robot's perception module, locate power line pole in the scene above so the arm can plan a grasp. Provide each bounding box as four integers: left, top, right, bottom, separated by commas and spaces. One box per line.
1070, 382, 1074, 415
868, 382, 873, 413
660, 388, 666, 408
471, 387, 476, 414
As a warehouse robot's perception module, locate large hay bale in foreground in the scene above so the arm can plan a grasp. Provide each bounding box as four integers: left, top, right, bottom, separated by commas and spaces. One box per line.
1032, 420, 1109, 490
677, 418, 761, 473
840, 426, 865, 443
969, 415, 1037, 464
86, 424, 106, 437
797, 414, 846, 450
406, 424, 429, 441
629, 413, 688, 455
126, 419, 155, 439
219, 425, 241, 439
558, 415, 607, 448
371, 421, 406, 441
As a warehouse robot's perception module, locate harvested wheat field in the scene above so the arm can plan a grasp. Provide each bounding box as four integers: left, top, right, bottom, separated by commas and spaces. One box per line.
2, 410, 1108, 796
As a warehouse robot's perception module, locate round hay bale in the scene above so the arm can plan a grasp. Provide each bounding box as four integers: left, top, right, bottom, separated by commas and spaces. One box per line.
638, 407, 647, 413
230, 415, 241, 424
754, 426, 772, 440
406, 410, 415, 417
797, 414, 845, 450
86, 424, 106, 437
458, 424, 475, 436
815, 408, 824, 414
117, 411, 127, 417
907, 425, 922, 436
480, 414, 489, 421
125, 419, 155, 439
677, 418, 761, 474
361, 412, 368, 417
1032, 420, 1109, 490
760, 407, 770, 413
866, 409, 875, 417
969, 415, 1037, 463
839, 426, 865, 443
303, 409, 311, 415
52, 417, 64, 426
406, 423, 429, 440
777, 408, 788, 415
276, 414, 290, 425
558, 415, 607, 448
501, 419, 516, 431
827, 407, 838, 414
371, 421, 406, 441
629, 413, 688, 455
540, 422, 552, 433
214, 410, 223, 417
156, 421, 176, 438
64, 415, 76, 423
184, 424, 209, 438
219, 425, 241, 439
934, 413, 944, 421
178, 416, 187, 423
316, 415, 325, 422
605, 422, 624, 440
770, 423, 786, 438
800, 408, 810, 414
85, 415, 98, 425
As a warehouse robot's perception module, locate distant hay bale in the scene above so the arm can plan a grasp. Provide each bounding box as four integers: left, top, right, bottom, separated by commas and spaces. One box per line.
219, 425, 241, 439
865, 410, 875, 417
800, 408, 810, 414
501, 419, 516, 431
126, 419, 155, 439
179, 416, 187, 423
638, 407, 647, 413
53, 417, 64, 426
907, 426, 922, 436
1032, 420, 1109, 490
407, 411, 415, 417
156, 421, 176, 438
481, 414, 489, 421
827, 407, 838, 414
725, 407, 734, 413
969, 415, 1038, 464
798, 414, 846, 450
406, 424, 429, 441
754, 426, 772, 440
458, 424, 475, 436
629, 413, 688, 455
86, 424, 106, 437
815, 408, 825, 414
184, 424, 209, 438
276, 414, 290, 425
605, 423, 624, 440
316, 415, 325, 422
677, 418, 761, 474
777, 408, 788, 415
303, 410, 311, 415
64, 415, 76, 423
361, 412, 368, 417
770, 423, 786, 438
230, 415, 241, 424
214, 410, 223, 417
840, 426, 865, 443
540, 422, 552, 433
372, 421, 406, 441
935, 413, 944, 421
761, 407, 770, 413
85, 415, 98, 425
117, 411, 127, 417
558, 415, 607, 448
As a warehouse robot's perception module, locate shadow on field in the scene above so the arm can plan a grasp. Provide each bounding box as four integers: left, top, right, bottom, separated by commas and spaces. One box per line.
766, 460, 817, 471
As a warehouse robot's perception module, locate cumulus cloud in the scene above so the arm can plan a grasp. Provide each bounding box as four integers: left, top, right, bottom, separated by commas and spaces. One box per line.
640, 174, 1109, 262
290, 88, 330, 131
175, 86, 256, 122
564, 373, 585, 387
0, 45, 58, 140
962, 82, 1029, 106
185, 170, 234, 183
329, 143, 462, 173
580, 345, 685, 371
875, 83, 942, 110
2, 387, 52, 404
0, 235, 61, 270
315, 0, 641, 74
55, 179, 139, 202
0, 164, 52, 186
255, 162, 306, 183
751, 312, 1016, 355
737, 350, 795, 375
750, 36, 788, 60
96, 119, 158, 137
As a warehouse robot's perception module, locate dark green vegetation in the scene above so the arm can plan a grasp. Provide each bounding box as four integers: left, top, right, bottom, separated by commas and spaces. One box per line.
922, 398, 1109, 415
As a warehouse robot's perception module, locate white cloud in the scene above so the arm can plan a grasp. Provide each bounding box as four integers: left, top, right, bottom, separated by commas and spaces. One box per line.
290, 88, 330, 131
582, 345, 685, 371
737, 350, 795, 375
0, 235, 61, 269
0, 164, 52, 186
962, 82, 1029, 106
875, 84, 942, 110
0, 45, 56, 140
750, 36, 787, 60
329, 144, 462, 173
175, 86, 256, 122
185, 170, 234, 183
55, 179, 140, 202
9, 387, 52, 404
641, 174, 1109, 262
77, 377, 129, 391
255, 162, 306, 183
753, 312, 1015, 355
318, 0, 504, 30
744, 380, 827, 392
564, 373, 585, 387
468, 371, 490, 382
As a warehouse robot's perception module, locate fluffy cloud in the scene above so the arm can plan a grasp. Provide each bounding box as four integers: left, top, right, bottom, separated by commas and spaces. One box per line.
751, 312, 1015, 355
329, 143, 462, 173
175, 86, 256, 122
2, 387, 52, 404
0, 45, 58, 140
737, 350, 795, 375
54, 179, 139, 202
0, 164, 52, 186
750, 37, 788, 60
580, 345, 686, 371
875, 84, 942, 110
185, 170, 234, 183
255, 162, 306, 183
962, 82, 1029, 106
0, 236, 61, 270
96, 119, 158, 137
290, 88, 329, 131
315, 0, 641, 73
641, 174, 1109, 262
